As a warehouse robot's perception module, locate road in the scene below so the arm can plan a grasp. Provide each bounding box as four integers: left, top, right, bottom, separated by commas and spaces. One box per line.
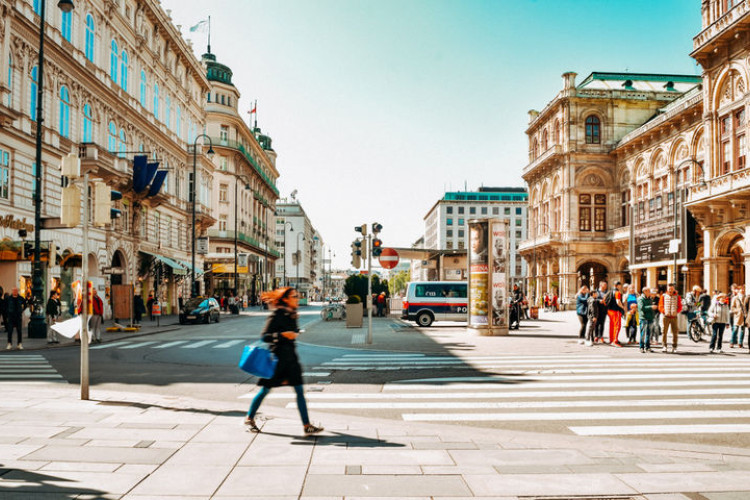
4, 307, 750, 450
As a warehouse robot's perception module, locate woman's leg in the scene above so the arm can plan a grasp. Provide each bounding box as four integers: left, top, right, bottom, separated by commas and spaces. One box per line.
578, 314, 587, 339
248, 386, 271, 419
294, 385, 310, 425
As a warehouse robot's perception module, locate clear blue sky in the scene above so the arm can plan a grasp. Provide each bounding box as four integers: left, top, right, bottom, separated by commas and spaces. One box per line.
163, 0, 702, 269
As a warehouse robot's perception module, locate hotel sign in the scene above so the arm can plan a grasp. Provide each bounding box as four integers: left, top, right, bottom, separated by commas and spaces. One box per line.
0, 215, 34, 232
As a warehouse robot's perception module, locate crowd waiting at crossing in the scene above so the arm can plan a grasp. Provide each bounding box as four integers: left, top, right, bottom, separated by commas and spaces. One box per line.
574, 281, 750, 354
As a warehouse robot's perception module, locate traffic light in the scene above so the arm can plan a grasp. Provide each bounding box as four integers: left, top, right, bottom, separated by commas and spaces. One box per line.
372, 238, 383, 257
372, 223, 382, 234
22, 242, 33, 260
354, 224, 367, 236
350, 241, 361, 268
93, 182, 122, 226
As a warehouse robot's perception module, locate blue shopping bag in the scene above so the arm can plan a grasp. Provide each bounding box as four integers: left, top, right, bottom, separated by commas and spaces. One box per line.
238, 345, 278, 378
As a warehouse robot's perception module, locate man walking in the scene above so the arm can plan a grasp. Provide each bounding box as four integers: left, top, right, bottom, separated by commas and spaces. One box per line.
89, 288, 104, 343
604, 281, 625, 346
731, 285, 747, 348
637, 287, 657, 353
5, 288, 27, 350
659, 282, 682, 353
46, 290, 61, 344
596, 281, 608, 343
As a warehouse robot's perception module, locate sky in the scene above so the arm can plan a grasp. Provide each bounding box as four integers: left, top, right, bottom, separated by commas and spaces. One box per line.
162, 0, 702, 269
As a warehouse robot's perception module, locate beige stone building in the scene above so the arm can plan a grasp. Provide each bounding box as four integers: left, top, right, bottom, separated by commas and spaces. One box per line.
521, 0, 750, 302
0, 0, 212, 316
200, 50, 279, 302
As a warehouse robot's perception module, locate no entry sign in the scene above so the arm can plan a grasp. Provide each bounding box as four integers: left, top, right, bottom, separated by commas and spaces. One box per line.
378, 248, 399, 269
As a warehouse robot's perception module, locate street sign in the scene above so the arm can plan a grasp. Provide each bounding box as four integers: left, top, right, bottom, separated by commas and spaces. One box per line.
668, 238, 680, 254
378, 248, 399, 269
197, 237, 209, 255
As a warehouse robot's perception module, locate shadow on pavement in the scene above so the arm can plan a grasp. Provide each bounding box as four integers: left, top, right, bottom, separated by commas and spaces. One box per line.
255, 431, 406, 448
0, 465, 108, 499
95, 399, 245, 417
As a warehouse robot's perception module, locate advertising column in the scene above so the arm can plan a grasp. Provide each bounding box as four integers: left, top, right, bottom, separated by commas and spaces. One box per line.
468, 219, 508, 336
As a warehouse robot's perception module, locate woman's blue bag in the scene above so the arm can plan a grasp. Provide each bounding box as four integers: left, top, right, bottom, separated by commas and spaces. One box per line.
238, 345, 278, 378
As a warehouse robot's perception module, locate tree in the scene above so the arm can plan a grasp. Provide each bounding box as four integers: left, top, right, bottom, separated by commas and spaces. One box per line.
389, 270, 410, 296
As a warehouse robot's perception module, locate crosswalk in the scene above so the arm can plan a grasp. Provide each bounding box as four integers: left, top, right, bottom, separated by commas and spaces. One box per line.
89, 339, 247, 350
254, 352, 750, 437
0, 354, 64, 382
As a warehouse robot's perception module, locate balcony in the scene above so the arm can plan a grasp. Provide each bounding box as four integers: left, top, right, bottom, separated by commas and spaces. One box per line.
517, 231, 562, 253
612, 226, 630, 242
692, 2, 750, 61
206, 229, 281, 258
688, 167, 750, 203
208, 136, 279, 195
522, 145, 563, 178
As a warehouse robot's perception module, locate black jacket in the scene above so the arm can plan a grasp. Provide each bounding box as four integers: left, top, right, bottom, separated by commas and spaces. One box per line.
6, 295, 27, 322
259, 307, 303, 387
46, 297, 61, 317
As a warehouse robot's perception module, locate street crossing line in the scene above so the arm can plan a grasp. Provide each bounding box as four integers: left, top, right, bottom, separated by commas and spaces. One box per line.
213, 340, 244, 348
0, 354, 64, 381
153, 341, 189, 349
182, 340, 215, 349
119, 341, 159, 349
570, 424, 750, 436
89, 341, 131, 350
400, 409, 750, 422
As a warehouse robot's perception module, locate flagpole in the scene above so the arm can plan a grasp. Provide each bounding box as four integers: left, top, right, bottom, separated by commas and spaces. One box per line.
254, 99, 258, 130
207, 15, 211, 54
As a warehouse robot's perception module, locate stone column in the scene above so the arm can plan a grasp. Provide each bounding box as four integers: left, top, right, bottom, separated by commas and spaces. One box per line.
704, 257, 732, 293
744, 254, 750, 292
646, 267, 658, 289
687, 265, 704, 292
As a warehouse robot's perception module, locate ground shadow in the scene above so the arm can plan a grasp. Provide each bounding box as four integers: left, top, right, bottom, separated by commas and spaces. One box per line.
254, 430, 406, 448
95, 399, 245, 417
0, 466, 108, 499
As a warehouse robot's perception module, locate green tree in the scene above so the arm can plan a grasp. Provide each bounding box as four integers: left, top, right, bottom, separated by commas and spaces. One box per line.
389, 270, 410, 296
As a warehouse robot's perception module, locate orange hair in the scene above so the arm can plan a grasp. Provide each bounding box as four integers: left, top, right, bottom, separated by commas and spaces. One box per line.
261, 287, 295, 307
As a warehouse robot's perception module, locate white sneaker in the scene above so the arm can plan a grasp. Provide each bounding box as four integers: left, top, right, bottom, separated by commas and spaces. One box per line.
585, 340, 593, 347
717, 349, 723, 354
670, 347, 676, 354
5, 343, 11, 350
16, 344, 23, 350
710, 348, 715, 353
662, 346, 668, 352
578, 339, 585, 345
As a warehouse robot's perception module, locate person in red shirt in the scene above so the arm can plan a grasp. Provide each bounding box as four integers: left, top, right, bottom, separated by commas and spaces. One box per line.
90, 288, 104, 343
658, 282, 683, 353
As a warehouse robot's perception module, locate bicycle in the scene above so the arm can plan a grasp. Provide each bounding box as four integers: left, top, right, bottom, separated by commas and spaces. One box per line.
687, 312, 709, 342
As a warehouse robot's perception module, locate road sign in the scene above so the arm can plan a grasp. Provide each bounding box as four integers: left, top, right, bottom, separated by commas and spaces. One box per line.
378, 248, 399, 269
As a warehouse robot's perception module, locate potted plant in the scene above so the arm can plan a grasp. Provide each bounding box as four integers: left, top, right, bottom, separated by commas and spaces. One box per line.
345, 294, 363, 328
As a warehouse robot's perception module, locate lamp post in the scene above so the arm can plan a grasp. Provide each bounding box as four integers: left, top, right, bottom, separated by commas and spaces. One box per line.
296, 232, 305, 290
281, 221, 293, 287
191, 135, 214, 298
28, 0, 76, 339
233, 175, 250, 296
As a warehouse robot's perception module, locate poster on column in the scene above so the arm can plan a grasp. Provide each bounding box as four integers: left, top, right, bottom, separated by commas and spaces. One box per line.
490, 220, 508, 332
468, 220, 489, 327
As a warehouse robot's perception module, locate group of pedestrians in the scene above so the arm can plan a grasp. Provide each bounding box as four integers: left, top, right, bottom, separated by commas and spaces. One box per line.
575, 279, 750, 354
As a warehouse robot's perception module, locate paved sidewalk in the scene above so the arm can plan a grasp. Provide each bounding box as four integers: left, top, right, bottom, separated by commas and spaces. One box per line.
2, 383, 750, 498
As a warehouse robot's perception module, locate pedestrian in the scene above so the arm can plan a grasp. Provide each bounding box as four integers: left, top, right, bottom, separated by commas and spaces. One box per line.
604, 281, 624, 346
377, 292, 386, 317
585, 289, 600, 346
730, 284, 747, 348
698, 288, 712, 322
651, 287, 663, 345
178, 294, 184, 311
637, 286, 657, 353
658, 282, 683, 353
46, 290, 61, 344
147, 292, 155, 321
0, 286, 6, 332
242, 292, 248, 311
89, 288, 104, 343
595, 281, 608, 343
575, 285, 589, 345
708, 292, 731, 353
243, 287, 323, 435
133, 293, 146, 325
624, 284, 639, 343
5, 288, 27, 350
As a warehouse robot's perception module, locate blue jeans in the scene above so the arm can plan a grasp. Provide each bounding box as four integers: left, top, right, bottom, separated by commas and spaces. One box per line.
639, 319, 653, 350
248, 385, 310, 425
731, 324, 745, 347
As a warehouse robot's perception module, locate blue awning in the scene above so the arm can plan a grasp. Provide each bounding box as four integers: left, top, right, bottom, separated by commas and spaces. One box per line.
140, 251, 188, 276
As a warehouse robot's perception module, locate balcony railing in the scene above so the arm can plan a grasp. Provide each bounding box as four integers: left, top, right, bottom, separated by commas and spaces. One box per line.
522, 145, 563, 177
689, 167, 750, 201
693, 1, 750, 55
206, 229, 280, 258
209, 136, 279, 195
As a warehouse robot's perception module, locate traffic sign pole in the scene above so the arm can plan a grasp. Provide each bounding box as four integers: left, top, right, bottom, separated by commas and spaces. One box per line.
367, 233, 373, 345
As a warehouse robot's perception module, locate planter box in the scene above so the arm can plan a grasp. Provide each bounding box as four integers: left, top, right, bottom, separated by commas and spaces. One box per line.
345, 303, 363, 328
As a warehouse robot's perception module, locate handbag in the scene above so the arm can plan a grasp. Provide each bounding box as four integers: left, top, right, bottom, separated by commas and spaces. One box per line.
238, 345, 278, 378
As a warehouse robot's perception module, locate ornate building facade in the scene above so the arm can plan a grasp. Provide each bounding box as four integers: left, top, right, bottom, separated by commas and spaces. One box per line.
0, 0, 212, 317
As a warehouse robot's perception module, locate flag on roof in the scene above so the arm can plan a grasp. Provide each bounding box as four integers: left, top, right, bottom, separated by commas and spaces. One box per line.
190, 19, 209, 32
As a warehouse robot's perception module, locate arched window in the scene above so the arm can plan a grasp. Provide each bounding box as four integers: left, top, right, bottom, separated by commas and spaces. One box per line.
109, 40, 118, 83
139, 70, 147, 107
108, 121, 117, 152
61, 10, 72, 42
176, 106, 181, 138
532, 139, 538, 160
85, 14, 95, 63
120, 51, 128, 92
82, 103, 92, 142
554, 120, 561, 144
153, 83, 159, 119
58, 86, 70, 138
6, 55, 12, 108
30, 66, 38, 121
165, 95, 171, 129
542, 129, 548, 151
33, 0, 41, 15
585, 115, 601, 144
119, 129, 126, 157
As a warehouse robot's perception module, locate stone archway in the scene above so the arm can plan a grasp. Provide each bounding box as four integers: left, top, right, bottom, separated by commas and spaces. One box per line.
713, 230, 746, 292
111, 249, 128, 285
576, 261, 609, 289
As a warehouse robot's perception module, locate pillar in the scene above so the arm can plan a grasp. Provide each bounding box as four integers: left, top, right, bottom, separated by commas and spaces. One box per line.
646, 267, 658, 289
687, 265, 703, 292
704, 257, 732, 293
744, 254, 750, 292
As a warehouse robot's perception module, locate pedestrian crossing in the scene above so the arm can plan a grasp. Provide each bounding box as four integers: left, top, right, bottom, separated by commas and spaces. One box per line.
89, 339, 247, 350
252, 352, 750, 437
0, 354, 64, 382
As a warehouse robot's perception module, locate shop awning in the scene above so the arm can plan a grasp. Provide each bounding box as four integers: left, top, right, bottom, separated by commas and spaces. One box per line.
140, 251, 188, 276
175, 258, 205, 277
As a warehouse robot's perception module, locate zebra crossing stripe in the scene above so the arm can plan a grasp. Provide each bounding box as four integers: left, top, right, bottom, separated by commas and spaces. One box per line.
381, 379, 750, 391
119, 341, 159, 349
401, 409, 750, 422
90, 341, 131, 350
153, 341, 189, 349
570, 424, 750, 436
0, 373, 63, 379
0, 368, 58, 372
213, 340, 244, 348
182, 340, 215, 349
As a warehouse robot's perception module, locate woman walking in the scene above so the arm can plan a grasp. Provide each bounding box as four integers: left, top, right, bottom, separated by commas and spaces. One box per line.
244, 287, 323, 435
708, 292, 731, 354
575, 285, 589, 345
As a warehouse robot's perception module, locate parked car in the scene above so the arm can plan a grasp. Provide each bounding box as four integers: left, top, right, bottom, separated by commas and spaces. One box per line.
179, 297, 220, 324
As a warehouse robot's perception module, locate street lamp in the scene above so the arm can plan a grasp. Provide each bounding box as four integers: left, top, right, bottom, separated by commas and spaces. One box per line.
191, 134, 214, 298
29, 0, 76, 339
233, 175, 251, 296
296, 232, 305, 290
281, 221, 293, 287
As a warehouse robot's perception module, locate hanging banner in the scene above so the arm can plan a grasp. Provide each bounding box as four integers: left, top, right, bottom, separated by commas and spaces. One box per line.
468, 220, 489, 328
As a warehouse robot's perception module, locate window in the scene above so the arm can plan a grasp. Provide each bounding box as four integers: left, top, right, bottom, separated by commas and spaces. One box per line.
516, 207, 522, 215
120, 51, 128, 91
85, 15, 95, 62
165, 95, 171, 129
153, 83, 159, 119
481, 207, 487, 215
458, 207, 464, 214
458, 229, 465, 238
736, 108, 746, 170
446, 230, 453, 237
579, 194, 592, 231
108, 121, 117, 152
219, 214, 227, 231
110, 40, 118, 83
722, 140, 731, 175
585, 115, 600, 144
58, 86, 70, 138
446, 218, 453, 226
458, 241, 465, 249
446, 241, 453, 249
458, 218, 464, 226
175, 106, 181, 138
82, 104, 93, 142
504, 207, 510, 215
492, 207, 499, 215
29, 66, 38, 121
620, 190, 630, 227
469, 207, 476, 215
153, 211, 160, 242
119, 129, 126, 157
515, 219, 522, 227
33, 0, 41, 15
516, 230, 522, 239
139, 70, 147, 107
6, 56, 12, 108
0, 149, 8, 199
61, 10, 72, 42
219, 184, 228, 202
446, 206, 453, 214
594, 207, 606, 232
220, 125, 229, 142
738, 134, 747, 170
542, 129, 548, 150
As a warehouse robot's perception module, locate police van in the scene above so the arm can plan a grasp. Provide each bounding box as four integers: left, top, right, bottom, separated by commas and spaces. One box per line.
401, 281, 468, 327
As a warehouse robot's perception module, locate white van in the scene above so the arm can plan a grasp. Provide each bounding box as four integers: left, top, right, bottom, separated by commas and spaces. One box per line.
401, 281, 468, 327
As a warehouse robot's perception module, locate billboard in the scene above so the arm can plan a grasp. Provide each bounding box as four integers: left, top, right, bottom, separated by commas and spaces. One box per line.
468, 219, 508, 335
